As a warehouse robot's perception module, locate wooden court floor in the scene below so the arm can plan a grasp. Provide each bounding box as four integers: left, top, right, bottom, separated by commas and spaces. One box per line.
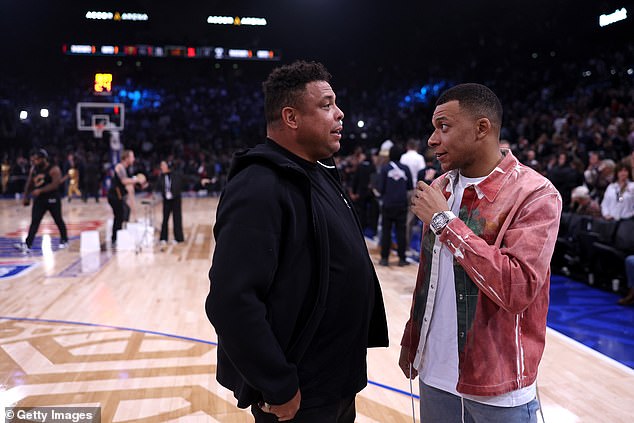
0, 196, 633, 422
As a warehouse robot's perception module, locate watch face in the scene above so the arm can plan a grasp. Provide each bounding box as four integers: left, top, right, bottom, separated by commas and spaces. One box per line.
432, 213, 449, 235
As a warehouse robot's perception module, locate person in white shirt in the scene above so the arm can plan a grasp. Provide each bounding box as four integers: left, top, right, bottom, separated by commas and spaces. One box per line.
400, 138, 427, 185
601, 162, 634, 221
400, 138, 427, 252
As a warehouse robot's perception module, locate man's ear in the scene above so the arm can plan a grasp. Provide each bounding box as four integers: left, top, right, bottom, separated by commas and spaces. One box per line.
476, 117, 492, 140
281, 106, 299, 129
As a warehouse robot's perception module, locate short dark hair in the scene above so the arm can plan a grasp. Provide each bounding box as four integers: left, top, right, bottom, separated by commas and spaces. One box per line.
262, 60, 332, 124
615, 162, 632, 177
436, 83, 503, 130
389, 146, 403, 162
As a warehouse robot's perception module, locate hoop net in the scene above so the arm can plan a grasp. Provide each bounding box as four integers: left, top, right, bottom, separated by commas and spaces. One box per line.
93, 123, 105, 138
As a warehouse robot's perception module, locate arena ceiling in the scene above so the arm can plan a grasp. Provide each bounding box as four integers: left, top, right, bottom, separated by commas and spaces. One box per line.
1, 0, 632, 79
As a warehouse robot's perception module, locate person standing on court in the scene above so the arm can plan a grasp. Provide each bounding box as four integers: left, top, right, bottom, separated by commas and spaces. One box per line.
400, 138, 426, 252
81, 151, 101, 203
398, 83, 562, 423
156, 160, 184, 246
14, 148, 69, 253
206, 60, 388, 423
107, 149, 146, 245
376, 145, 412, 266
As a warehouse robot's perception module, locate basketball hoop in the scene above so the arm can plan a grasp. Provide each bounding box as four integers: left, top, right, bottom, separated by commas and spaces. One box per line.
93, 123, 105, 138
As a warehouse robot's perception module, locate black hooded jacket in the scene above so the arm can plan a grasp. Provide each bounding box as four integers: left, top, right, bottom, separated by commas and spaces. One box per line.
206, 139, 388, 408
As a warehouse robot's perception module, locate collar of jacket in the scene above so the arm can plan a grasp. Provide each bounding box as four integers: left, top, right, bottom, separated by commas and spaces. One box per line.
439, 149, 518, 203
228, 138, 341, 184
227, 139, 308, 180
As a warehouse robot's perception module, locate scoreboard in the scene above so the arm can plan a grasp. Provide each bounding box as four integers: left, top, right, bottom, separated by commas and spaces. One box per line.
62, 44, 280, 61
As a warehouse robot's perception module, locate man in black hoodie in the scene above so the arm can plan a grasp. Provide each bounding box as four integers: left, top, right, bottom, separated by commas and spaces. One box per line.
206, 61, 388, 422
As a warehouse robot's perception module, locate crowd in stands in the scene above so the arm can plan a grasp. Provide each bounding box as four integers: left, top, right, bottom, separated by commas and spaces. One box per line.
1, 40, 633, 294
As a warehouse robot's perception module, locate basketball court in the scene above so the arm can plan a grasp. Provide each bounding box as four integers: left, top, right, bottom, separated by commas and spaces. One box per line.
1, 196, 632, 422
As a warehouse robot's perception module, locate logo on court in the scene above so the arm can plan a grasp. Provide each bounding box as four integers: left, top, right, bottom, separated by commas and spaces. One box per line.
0, 261, 38, 280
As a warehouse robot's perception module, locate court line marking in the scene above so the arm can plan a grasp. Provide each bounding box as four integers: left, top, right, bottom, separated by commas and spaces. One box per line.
0, 316, 420, 399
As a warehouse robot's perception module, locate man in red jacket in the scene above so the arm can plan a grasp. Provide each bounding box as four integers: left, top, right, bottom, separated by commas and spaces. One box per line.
399, 83, 561, 422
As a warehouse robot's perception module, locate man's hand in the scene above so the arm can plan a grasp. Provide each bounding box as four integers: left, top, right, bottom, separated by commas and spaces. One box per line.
410, 180, 449, 224
398, 346, 418, 379
31, 188, 41, 198
261, 389, 301, 421
424, 168, 437, 182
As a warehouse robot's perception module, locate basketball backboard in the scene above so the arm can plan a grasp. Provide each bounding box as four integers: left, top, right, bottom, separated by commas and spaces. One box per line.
76, 102, 125, 132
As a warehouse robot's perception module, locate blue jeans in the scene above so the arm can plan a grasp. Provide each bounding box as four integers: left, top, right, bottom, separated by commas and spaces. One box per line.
419, 381, 539, 423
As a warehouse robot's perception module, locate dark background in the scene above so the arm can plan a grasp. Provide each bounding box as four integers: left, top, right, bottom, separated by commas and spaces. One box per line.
1, 0, 632, 85
0, 0, 632, 157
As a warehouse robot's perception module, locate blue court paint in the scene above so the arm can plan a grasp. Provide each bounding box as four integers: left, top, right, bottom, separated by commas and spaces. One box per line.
0, 236, 79, 258
548, 275, 634, 369
0, 262, 38, 280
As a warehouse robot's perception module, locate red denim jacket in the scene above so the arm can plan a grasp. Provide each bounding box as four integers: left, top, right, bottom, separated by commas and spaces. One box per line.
401, 150, 562, 396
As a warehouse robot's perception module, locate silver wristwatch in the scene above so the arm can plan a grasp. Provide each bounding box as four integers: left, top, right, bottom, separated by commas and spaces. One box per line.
430, 211, 456, 236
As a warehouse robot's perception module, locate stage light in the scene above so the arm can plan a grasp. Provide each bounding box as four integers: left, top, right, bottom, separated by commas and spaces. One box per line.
240, 17, 267, 26
207, 16, 234, 25
599, 8, 628, 27
70, 45, 93, 54
121, 13, 148, 21
101, 46, 116, 55
40, 108, 49, 118
207, 15, 267, 26
19, 110, 28, 120
357, 120, 365, 128
228, 49, 250, 58
256, 50, 273, 59
85, 11, 148, 21
86, 11, 113, 20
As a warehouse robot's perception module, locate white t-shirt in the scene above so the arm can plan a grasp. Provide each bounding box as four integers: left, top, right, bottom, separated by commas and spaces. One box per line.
420, 172, 536, 407
400, 150, 426, 188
